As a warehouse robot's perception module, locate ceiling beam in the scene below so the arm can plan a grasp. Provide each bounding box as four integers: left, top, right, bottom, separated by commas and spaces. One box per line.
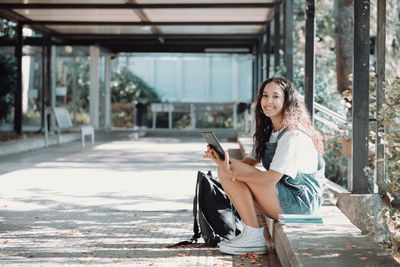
0, 3, 278, 9
52, 34, 260, 40
22, 21, 267, 26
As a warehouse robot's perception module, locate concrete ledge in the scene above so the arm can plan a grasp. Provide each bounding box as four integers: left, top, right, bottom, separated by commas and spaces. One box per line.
265, 205, 398, 266
0, 132, 81, 156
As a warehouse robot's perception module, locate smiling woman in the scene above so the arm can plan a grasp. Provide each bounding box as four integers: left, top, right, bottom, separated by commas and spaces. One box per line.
203, 77, 326, 255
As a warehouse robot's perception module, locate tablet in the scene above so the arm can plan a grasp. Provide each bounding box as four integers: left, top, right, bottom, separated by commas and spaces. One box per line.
201, 131, 226, 161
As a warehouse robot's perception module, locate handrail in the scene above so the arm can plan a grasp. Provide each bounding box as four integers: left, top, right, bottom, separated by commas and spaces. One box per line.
314, 102, 350, 126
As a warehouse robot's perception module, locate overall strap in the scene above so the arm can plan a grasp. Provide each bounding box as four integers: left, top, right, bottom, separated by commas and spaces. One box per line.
276, 128, 288, 141
276, 127, 312, 142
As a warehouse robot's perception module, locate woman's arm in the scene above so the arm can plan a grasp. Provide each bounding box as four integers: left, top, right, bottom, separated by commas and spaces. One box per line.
204, 146, 283, 185
230, 158, 283, 185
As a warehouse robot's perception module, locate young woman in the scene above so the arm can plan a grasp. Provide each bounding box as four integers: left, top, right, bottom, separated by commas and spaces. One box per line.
203, 77, 326, 255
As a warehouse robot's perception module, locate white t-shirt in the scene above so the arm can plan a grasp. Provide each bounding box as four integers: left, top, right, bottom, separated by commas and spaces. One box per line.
247, 128, 319, 178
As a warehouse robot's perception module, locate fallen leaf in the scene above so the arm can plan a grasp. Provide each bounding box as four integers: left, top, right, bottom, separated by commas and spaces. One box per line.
88, 230, 92, 232
114, 259, 122, 263
127, 240, 132, 242
303, 253, 312, 257
53, 252, 59, 255
33, 239, 38, 243
359, 257, 368, 261
323, 245, 329, 249
3, 240, 8, 244
148, 263, 154, 266
345, 245, 352, 249
28, 254, 35, 258
300, 247, 309, 251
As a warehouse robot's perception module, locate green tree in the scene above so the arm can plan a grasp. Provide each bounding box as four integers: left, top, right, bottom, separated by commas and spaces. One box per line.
0, 51, 17, 122
111, 68, 159, 104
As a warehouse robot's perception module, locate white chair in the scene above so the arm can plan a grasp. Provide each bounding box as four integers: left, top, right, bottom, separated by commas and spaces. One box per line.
44, 107, 94, 149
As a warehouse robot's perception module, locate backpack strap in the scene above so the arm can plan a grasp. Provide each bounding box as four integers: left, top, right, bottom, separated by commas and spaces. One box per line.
167, 171, 204, 248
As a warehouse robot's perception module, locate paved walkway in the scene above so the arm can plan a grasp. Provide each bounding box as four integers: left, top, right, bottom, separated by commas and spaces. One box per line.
0, 132, 280, 266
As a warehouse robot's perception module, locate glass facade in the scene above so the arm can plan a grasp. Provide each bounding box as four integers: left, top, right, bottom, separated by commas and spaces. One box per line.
117, 53, 253, 104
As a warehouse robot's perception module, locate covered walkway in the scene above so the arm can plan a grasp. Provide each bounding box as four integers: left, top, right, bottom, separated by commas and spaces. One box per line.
0, 132, 280, 266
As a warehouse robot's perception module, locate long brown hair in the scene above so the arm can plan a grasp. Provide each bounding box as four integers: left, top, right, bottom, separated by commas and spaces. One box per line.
253, 77, 324, 161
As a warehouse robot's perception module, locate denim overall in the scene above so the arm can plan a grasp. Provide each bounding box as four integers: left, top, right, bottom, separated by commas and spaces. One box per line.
262, 129, 326, 214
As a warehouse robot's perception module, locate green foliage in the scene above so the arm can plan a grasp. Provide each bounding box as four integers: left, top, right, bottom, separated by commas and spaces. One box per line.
362, 77, 400, 254
110, 68, 159, 128
378, 78, 400, 202
0, 18, 16, 39
0, 51, 17, 122
111, 68, 159, 104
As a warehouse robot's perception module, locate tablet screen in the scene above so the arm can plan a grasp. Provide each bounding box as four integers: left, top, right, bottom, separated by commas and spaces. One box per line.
201, 131, 226, 161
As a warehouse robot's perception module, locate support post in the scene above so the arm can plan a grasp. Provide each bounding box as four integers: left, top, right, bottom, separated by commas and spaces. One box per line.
274, 5, 280, 72
284, 0, 294, 81
14, 23, 23, 134
104, 54, 112, 129
89, 46, 100, 129
266, 24, 271, 79
375, 0, 386, 192
190, 104, 196, 129
233, 103, 237, 130
305, 0, 315, 122
352, 0, 370, 194
259, 35, 264, 82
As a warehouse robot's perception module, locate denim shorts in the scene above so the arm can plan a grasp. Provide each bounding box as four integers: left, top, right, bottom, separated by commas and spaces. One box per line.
276, 172, 323, 214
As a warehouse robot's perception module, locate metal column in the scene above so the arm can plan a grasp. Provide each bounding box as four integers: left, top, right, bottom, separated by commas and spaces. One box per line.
375, 0, 386, 191
259, 35, 265, 83
266, 24, 271, 79
305, 0, 315, 121
352, 0, 370, 194
14, 23, 23, 134
274, 5, 280, 72
284, 0, 294, 81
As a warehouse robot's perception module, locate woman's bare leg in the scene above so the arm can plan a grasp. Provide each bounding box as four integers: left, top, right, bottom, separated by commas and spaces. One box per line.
218, 167, 283, 223
218, 168, 260, 227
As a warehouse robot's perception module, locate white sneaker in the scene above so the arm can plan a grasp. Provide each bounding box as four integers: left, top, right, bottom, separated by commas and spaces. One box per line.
219, 224, 267, 255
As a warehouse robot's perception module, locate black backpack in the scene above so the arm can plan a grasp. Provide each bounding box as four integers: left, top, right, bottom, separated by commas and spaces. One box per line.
171, 171, 241, 247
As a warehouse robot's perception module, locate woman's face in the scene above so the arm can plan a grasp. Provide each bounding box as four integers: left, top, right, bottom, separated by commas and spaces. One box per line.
260, 82, 285, 120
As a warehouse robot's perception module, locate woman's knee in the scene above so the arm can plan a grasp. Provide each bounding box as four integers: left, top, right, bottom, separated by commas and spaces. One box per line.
217, 167, 230, 182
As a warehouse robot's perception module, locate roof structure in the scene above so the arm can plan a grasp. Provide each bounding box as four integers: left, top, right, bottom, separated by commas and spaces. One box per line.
0, 0, 279, 53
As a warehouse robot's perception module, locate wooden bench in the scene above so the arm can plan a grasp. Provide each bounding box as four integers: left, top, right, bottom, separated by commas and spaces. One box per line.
237, 135, 398, 266
44, 107, 95, 149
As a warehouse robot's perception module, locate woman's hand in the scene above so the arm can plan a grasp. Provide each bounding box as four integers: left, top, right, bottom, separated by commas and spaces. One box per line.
203, 146, 233, 178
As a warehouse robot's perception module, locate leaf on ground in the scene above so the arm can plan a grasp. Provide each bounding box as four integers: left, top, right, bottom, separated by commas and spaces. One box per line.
300, 247, 309, 251
33, 239, 38, 243
323, 245, 329, 249
303, 253, 312, 257
178, 253, 186, 257
113, 259, 122, 263
28, 254, 35, 258
3, 240, 8, 244
359, 257, 368, 261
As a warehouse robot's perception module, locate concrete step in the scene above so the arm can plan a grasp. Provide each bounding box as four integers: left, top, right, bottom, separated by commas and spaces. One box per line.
265, 205, 398, 266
